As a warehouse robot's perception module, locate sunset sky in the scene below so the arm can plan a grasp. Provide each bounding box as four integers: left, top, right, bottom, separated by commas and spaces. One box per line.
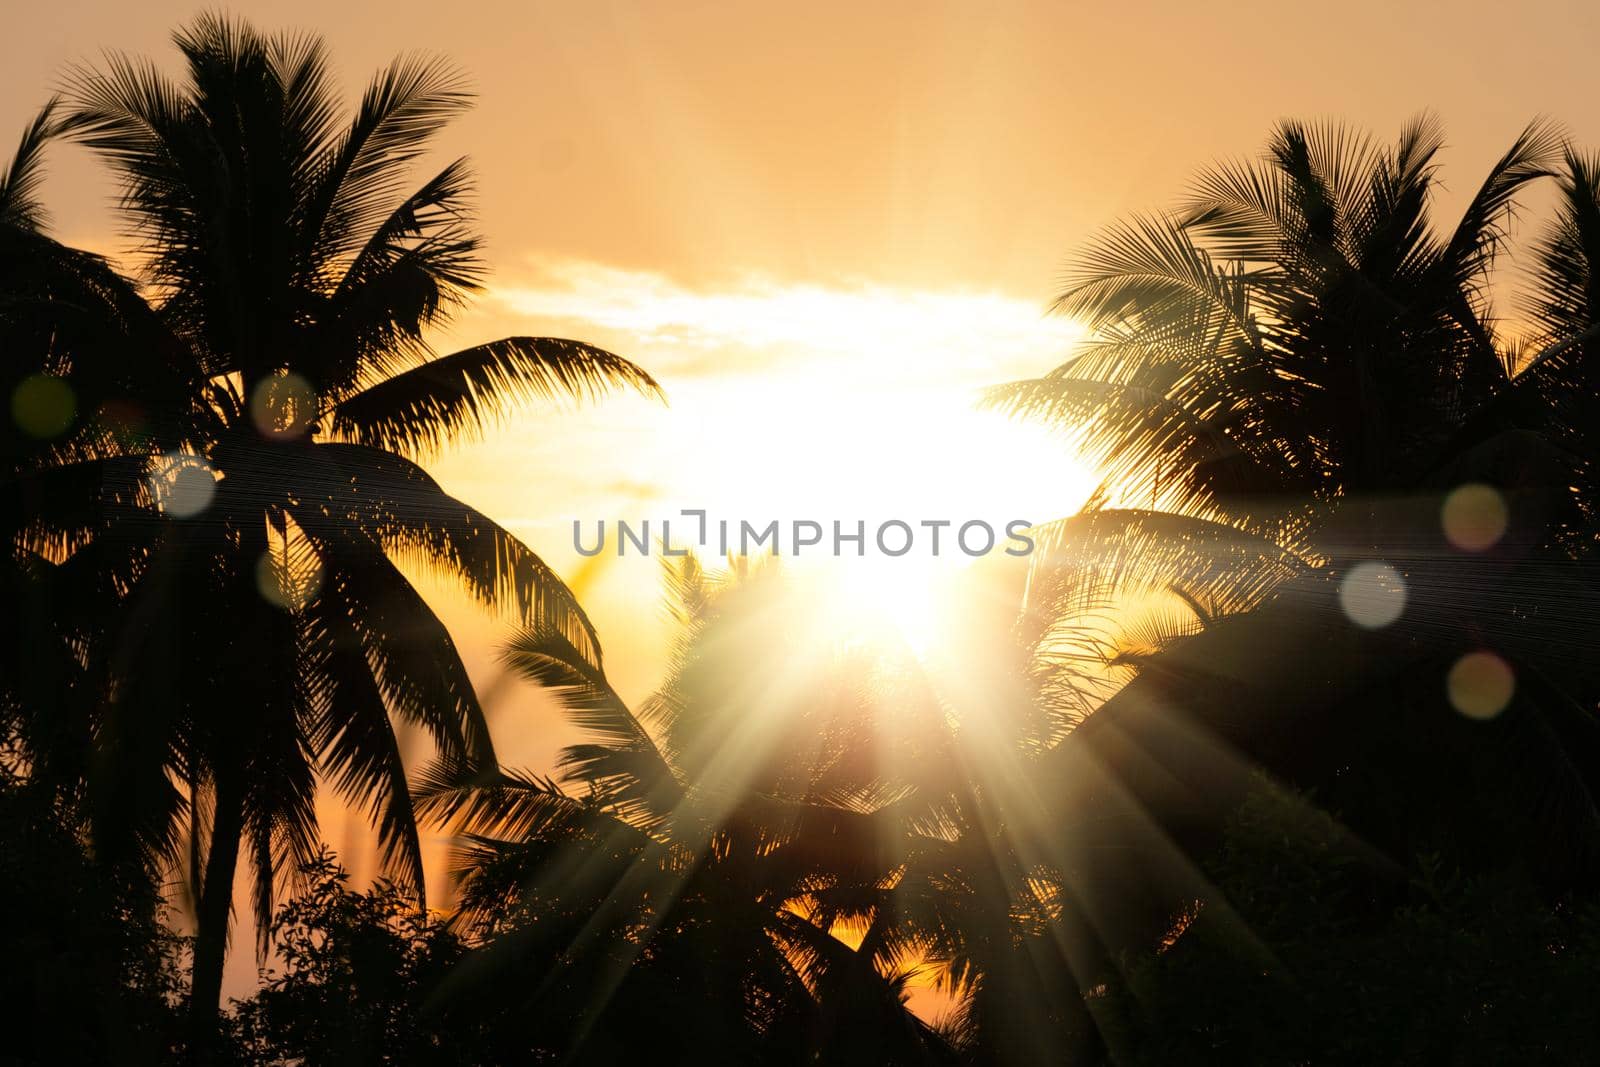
7, 0, 1599, 996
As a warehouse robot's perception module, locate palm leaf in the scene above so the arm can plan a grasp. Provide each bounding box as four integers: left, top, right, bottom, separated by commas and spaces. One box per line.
328, 337, 662, 456
312, 157, 480, 390
0, 98, 71, 230
293, 512, 494, 769
299, 561, 429, 899
985, 374, 1307, 518
300, 441, 606, 669
502, 624, 681, 826
1052, 212, 1257, 340
1438, 119, 1561, 292
412, 758, 588, 843
1027, 507, 1312, 614
303, 52, 473, 268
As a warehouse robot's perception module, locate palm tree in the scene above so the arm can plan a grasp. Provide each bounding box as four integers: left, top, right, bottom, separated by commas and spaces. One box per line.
1, 98, 152, 790
991, 117, 1582, 610
420, 558, 966, 1064
424, 554, 1145, 1063
986, 119, 1600, 1030
989, 119, 1600, 802
1519, 149, 1600, 568
3, 17, 659, 1050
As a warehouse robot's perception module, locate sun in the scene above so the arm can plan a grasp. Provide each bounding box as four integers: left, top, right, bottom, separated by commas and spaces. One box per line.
441, 281, 1096, 693
818, 556, 948, 656
666, 372, 1091, 657
675, 371, 1086, 528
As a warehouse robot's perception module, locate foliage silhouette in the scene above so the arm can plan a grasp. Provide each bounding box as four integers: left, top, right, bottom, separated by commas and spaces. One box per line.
1090, 781, 1600, 1064
421, 559, 965, 1065
4, 24, 1600, 1064
227, 851, 511, 1065
1001, 117, 1600, 1059
0, 766, 188, 1064
0, 15, 658, 1055
992, 117, 1590, 610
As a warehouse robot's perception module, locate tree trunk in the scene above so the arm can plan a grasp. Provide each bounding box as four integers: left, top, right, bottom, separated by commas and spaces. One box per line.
188, 769, 243, 1062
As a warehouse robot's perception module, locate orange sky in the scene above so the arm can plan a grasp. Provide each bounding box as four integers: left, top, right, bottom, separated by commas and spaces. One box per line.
8, 0, 1600, 1000
9, 1, 1600, 292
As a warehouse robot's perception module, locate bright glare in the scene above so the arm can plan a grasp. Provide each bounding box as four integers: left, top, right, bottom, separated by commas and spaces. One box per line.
150, 453, 218, 519
669, 376, 1082, 660
820, 557, 947, 656
436, 271, 1097, 696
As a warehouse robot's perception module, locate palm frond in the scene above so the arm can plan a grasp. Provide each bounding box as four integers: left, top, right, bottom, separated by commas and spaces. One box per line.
1051, 212, 1257, 341
304, 52, 473, 269
1027, 507, 1312, 613
240, 717, 322, 951
328, 337, 662, 456
1102, 596, 1211, 672
985, 373, 1307, 519
65, 49, 205, 286
412, 758, 584, 841
1182, 152, 1295, 263
300, 442, 605, 669
312, 157, 480, 390
0, 98, 71, 231
1439, 118, 1562, 293
1522, 148, 1600, 357
293, 511, 493, 770
501, 624, 681, 826
299, 562, 429, 898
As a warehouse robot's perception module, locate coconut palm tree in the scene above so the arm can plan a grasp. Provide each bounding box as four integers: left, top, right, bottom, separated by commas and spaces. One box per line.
999, 113, 1600, 791
2, 17, 659, 1051
991, 117, 1587, 611
986, 122, 1600, 1047
423, 553, 1147, 1063
1518, 149, 1600, 566
419, 558, 960, 1064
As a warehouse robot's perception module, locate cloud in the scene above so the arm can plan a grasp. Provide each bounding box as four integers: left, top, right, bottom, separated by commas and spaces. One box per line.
488, 257, 1084, 385
429, 255, 1099, 588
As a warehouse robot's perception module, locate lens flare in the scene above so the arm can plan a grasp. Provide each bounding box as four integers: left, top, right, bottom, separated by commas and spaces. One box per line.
1441, 483, 1507, 552
1338, 561, 1407, 629
250, 371, 318, 438
1447, 651, 1514, 720
150, 453, 218, 518
11, 374, 76, 439
256, 551, 324, 611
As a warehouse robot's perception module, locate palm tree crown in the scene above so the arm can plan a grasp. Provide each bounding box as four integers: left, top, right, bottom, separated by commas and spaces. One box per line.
991, 117, 1593, 612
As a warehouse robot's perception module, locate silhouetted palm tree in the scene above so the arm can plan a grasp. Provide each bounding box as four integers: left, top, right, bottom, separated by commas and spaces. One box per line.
992, 117, 1584, 609
989, 119, 1600, 862
421, 559, 958, 1064
425, 555, 1140, 1063
990, 121, 1600, 1045
1, 98, 140, 790
1519, 149, 1600, 564
3, 17, 658, 1052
